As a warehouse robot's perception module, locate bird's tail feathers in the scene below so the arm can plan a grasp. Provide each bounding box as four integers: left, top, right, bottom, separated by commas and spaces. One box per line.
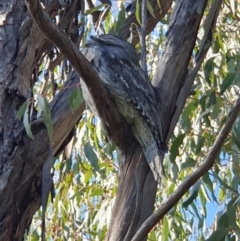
143, 144, 165, 183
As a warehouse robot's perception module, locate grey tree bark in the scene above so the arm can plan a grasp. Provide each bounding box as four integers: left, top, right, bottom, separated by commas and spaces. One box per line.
0, 0, 222, 240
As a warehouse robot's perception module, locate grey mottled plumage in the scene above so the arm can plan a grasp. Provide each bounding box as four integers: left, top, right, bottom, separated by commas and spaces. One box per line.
81, 34, 167, 181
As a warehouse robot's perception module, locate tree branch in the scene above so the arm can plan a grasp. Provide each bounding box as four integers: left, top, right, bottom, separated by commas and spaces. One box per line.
166, 0, 223, 141
25, 0, 124, 146
152, 1, 208, 136
132, 96, 240, 241
50, 71, 84, 155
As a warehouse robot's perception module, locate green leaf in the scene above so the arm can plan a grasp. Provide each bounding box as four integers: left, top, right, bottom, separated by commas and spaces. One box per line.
69, 89, 84, 112
202, 173, 218, 204
83, 168, 92, 184
96, 121, 105, 145
232, 174, 240, 190
182, 181, 201, 208
170, 162, 179, 181
213, 33, 224, 53
181, 100, 197, 131
179, 116, 191, 131
104, 12, 111, 34
220, 73, 236, 95
72, 161, 79, 175
180, 156, 196, 170
148, 230, 157, 241
79, 122, 87, 143
182, 100, 198, 117
135, 0, 141, 25
157, 0, 161, 8
232, 118, 240, 149
203, 113, 211, 127
202, 172, 213, 192
199, 186, 207, 216
169, 134, 185, 164
17, 100, 28, 120
23, 101, 34, 139
204, 57, 215, 87
194, 136, 204, 155
209, 90, 216, 105
84, 4, 105, 16
213, 34, 220, 53
205, 229, 227, 241
37, 95, 53, 141
115, 5, 126, 34
227, 199, 237, 229
211, 96, 221, 119
43, 98, 53, 142
90, 188, 103, 197
147, 1, 155, 18
198, 217, 204, 230
199, 95, 208, 112
84, 142, 100, 172
230, 0, 235, 15
190, 201, 202, 220
217, 210, 228, 229
162, 216, 169, 241
228, 58, 235, 73
37, 94, 45, 112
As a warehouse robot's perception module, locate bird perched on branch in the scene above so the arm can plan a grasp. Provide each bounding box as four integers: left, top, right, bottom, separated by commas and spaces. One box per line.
81, 34, 167, 181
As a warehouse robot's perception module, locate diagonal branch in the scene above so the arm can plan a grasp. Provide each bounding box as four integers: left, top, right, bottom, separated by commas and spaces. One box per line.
132, 95, 240, 241
25, 0, 124, 146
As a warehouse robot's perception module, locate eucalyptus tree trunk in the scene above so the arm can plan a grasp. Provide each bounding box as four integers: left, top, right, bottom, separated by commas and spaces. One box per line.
0, 1, 84, 240
0, 0, 221, 240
